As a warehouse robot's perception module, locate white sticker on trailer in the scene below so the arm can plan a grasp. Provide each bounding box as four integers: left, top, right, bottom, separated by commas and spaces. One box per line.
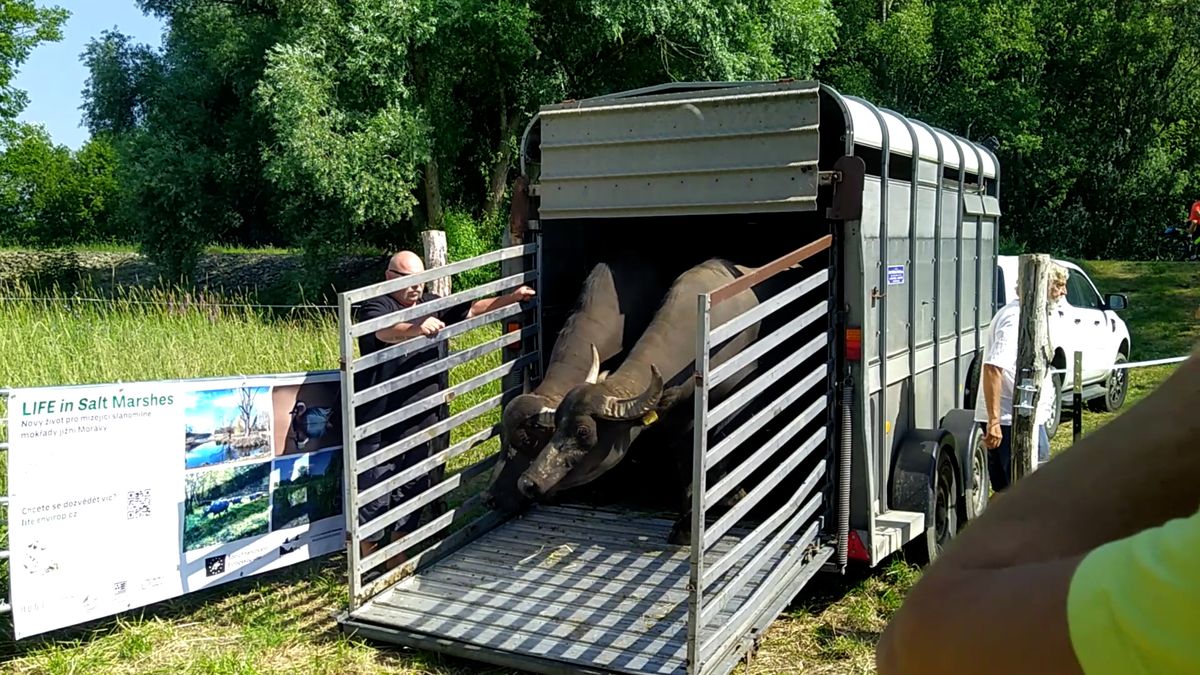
887, 264, 906, 285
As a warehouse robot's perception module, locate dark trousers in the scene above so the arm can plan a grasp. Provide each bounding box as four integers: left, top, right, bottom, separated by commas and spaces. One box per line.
987, 423, 1050, 492
356, 436, 434, 544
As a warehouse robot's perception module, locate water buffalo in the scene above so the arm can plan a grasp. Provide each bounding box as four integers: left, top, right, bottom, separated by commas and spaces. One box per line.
517, 258, 777, 542
482, 257, 669, 512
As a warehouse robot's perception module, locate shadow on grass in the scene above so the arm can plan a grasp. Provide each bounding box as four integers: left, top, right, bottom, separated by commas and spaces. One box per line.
0, 554, 346, 662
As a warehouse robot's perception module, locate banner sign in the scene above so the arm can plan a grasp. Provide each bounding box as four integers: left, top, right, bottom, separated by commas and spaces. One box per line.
5, 371, 346, 639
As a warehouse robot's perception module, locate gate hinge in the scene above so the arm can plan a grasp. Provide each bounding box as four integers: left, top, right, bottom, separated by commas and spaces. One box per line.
819, 170, 842, 187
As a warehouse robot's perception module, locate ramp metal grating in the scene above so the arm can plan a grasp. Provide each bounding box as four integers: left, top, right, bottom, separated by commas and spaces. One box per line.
343, 504, 825, 674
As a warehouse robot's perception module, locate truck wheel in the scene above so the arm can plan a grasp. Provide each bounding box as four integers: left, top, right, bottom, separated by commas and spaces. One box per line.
963, 426, 989, 521
1090, 353, 1129, 413
1044, 372, 1063, 440
908, 448, 958, 566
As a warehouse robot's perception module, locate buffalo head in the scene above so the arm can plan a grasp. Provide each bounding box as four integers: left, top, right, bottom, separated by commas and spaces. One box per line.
483, 345, 607, 511
517, 345, 678, 500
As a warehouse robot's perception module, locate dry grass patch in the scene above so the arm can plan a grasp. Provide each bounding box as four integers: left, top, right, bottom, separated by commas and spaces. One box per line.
739, 559, 920, 674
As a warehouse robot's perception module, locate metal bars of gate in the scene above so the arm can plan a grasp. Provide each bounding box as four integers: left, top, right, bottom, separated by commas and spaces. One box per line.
338, 244, 540, 611
687, 235, 833, 673
0, 391, 11, 615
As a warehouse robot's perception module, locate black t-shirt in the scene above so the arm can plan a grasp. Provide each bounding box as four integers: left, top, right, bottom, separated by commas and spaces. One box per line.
353, 291, 471, 448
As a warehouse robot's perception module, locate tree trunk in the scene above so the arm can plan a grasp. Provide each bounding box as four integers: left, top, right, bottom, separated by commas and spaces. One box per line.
421, 229, 451, 297
424, 158, 444, 231
1012, 253, 1052, 484
483, 109, 521, 220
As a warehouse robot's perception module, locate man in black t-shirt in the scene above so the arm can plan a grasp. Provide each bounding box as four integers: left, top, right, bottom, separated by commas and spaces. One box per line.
353, 250, 534, 575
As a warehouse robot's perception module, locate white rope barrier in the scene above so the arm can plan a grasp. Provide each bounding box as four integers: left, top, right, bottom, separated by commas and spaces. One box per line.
1049, 355, 1190, 377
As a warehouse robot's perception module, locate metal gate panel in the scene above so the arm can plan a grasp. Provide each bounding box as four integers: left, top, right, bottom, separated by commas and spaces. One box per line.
337, 243, 540, 610
688, 235, 837, 674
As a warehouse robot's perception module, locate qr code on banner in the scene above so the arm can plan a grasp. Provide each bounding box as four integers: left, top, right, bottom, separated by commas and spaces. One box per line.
126, 489, 151, 519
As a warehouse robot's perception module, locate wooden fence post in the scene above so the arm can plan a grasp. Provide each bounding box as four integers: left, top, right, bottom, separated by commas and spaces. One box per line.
1073, 351, 1084, 445
1013, 253, 1052, 482
420, 229, 451, 297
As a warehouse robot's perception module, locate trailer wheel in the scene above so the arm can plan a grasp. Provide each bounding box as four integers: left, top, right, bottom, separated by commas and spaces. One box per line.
909, 448, 958, 566
963, 426, 989, 521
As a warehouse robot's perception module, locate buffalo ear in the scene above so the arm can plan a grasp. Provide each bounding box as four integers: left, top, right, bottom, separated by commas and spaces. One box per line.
656, 384, 689, 413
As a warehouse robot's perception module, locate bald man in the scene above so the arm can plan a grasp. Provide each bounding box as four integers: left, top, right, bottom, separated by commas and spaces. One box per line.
353, 250, 535, 576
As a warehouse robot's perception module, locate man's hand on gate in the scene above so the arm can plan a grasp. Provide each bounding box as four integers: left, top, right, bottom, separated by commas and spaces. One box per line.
985, 420, 1003, 450
511, 285, 536, 302
419, 316, 445, 336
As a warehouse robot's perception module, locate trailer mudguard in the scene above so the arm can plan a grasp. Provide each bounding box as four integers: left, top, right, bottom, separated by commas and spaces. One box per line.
888, 429, 948, 520
940, 409, 978, 498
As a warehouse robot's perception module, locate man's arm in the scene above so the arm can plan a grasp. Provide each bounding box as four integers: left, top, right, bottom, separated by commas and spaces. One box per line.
982, 364, 1004, 448
465, 285, 536, 319
373, 317, 443, 343
877, 553, 1086, 675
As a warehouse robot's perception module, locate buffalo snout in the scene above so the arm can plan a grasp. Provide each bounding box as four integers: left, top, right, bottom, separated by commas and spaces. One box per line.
517, 474, 542, 499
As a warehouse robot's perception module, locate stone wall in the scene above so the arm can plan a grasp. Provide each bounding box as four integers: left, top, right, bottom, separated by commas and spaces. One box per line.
0, 250, 387, 302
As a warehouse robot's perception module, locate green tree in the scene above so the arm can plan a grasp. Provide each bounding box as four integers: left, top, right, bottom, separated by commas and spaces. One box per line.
819, 0, 1200, 260
84, 0, 839, 272
0, 126, 118, 246
0, 0, 68, 128
256, 0, 840, 257
82, 2, 287, 276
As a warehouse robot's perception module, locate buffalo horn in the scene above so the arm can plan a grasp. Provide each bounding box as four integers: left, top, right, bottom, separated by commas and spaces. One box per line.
585, 344, 601, 384
599, 365, 664, 420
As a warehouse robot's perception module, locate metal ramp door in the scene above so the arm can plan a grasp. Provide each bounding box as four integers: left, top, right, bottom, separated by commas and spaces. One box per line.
687, 234, 838, 674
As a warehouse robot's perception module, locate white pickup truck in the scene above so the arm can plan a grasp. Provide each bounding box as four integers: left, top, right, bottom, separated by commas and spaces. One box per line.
995, 256, 1132, 437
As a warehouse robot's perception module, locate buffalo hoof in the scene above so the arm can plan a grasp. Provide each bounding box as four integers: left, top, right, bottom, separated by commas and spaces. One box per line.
668, 517, 691, 546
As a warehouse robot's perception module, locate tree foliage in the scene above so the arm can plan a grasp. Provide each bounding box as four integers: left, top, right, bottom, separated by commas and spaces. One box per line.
78, 0, 839, 274
3, 0, 1198, 267
818, 0, 1200, 259
0, 0, 68, 128
0, 126, 119, 246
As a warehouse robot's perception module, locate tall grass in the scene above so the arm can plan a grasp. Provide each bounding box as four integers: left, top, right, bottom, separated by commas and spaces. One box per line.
0, 282, 509, 674
0, 283, 341, 388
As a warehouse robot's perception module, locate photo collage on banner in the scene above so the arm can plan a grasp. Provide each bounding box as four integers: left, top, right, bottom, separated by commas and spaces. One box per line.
179, 375, 345, 591
5, 371, 346, 639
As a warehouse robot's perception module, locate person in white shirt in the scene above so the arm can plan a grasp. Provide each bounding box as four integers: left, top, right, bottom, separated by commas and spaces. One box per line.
973, 263, 1069, 491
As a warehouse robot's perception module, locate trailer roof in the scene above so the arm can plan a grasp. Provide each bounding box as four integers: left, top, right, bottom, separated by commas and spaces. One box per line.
537, 80, 998, 180
842, 95, 996, 179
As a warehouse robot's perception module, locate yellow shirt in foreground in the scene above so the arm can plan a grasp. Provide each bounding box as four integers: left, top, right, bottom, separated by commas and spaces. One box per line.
1068, 505, 1200, 674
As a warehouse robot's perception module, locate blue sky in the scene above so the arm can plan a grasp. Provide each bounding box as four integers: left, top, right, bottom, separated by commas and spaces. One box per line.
184, 386, 272, 434
274, 450, 336, 483
13, 0, 165, 150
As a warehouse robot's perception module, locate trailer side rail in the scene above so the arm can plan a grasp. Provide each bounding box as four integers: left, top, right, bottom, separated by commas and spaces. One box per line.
689, 234, 837, 673
337, 244, 541, 610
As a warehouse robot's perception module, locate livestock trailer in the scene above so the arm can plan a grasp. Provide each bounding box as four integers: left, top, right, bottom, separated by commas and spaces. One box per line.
336, 79, 999, 674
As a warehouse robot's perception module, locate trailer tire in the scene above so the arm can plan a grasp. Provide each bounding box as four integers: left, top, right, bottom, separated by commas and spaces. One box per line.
908, 448, 958, 566
963, 425, 989, 521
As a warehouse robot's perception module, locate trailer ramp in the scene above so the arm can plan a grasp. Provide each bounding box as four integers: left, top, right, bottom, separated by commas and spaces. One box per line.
343, 503, 832, 675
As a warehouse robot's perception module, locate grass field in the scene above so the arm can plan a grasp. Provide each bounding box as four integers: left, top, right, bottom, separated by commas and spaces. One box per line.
0, 259, 1195, 674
